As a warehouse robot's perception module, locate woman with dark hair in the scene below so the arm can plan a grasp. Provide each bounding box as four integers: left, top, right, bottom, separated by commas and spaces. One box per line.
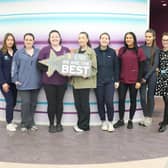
155, 32, 168, 132
12, 33, 41, 132
95, 32, 119, 132
38, 30, 70, 133
139, 29, 160, 127
0, 33, 17, 131
71, 32, 97, 132
114, 32, 146, 129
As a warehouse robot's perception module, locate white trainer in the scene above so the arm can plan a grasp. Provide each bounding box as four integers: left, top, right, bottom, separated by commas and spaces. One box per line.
20, 127, 28, 132
6, 123, 16, 132
11, 122, 18, 128
107, 122, 115, 132
139, 117, 146, 126
30, 125, 38, 131
73, 125, 84, 132
101, 121, 108, 131
144, 117, 152, 127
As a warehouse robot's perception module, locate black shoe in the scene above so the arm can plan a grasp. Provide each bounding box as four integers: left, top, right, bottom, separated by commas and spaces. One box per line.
139, 123, 146, 127
114, 120, 124, 128
159, 121, 168, 126
56, 124, 63, 132
158, 124, 167, 133
127, 120, 133, 129
48, 125, 56, 133
138, 121, 146, 127
159, 121, 164, 126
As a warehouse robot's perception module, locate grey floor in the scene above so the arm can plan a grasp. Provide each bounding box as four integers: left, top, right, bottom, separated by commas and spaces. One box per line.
0, 97, 167, 165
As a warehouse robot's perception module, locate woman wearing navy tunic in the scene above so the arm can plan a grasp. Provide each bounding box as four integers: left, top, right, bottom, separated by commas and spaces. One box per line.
95, 33, 119, 132
0, 33, 17, 131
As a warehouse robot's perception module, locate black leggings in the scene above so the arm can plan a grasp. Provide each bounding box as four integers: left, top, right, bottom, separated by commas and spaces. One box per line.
44, 84, 67, 126
118, 83, 137, 120
162, 96, 168, 125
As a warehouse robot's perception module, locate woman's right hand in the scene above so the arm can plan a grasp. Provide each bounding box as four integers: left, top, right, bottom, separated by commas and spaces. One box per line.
2, 83, 10, 93
135, 82, 141, 89
15, 81, 22, 86
114, 82, 119, 89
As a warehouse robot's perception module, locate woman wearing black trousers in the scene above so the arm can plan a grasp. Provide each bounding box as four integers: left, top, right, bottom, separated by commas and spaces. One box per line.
38, 30, 70, 133
71, 32, 97, 132
155, 32, 168, 132
114, 32, 146, 129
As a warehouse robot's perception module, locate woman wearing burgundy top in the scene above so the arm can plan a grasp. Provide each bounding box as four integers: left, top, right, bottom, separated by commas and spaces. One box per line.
114, 32, 146, 129
38, 30, 70, 133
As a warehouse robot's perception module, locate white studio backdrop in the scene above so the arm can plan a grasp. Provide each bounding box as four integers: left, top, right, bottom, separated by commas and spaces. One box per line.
0, 0, 150, 125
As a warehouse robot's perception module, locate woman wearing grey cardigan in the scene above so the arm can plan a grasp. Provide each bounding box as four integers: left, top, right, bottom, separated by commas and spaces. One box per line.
12, 33, 41, 131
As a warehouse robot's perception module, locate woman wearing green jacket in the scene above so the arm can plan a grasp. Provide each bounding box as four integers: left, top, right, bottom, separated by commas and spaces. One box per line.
71, 32, 97, 132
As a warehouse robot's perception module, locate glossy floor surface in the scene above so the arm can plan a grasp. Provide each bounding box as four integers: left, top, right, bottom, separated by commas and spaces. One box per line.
0, 97, 167, 166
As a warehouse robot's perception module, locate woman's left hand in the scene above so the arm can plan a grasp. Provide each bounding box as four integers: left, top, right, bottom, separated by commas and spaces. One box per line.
114, 82, 119, 89
141, 78, 146, 84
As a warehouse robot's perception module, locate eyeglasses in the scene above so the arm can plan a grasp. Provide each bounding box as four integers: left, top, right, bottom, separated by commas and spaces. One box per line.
162, 39, 168, 42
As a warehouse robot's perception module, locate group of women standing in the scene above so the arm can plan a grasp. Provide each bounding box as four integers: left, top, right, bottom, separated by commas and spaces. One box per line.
0, 29, 168, 133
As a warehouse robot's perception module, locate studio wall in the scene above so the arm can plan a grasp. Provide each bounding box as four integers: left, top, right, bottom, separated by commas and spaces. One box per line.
0, 0, 150, 125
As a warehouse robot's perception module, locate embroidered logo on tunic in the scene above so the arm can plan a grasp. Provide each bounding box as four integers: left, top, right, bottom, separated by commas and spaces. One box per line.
4, 55, 9, 60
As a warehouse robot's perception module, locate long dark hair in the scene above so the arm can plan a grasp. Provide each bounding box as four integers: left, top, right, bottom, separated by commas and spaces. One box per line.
123, 32, 138, 54
145, 29, 157, 65
79, 32, 91, 47
1, 33, 17, 54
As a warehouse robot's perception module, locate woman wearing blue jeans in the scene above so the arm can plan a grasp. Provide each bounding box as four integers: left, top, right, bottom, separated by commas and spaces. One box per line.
95, 33, 119, 132
139, 29, 160, 127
